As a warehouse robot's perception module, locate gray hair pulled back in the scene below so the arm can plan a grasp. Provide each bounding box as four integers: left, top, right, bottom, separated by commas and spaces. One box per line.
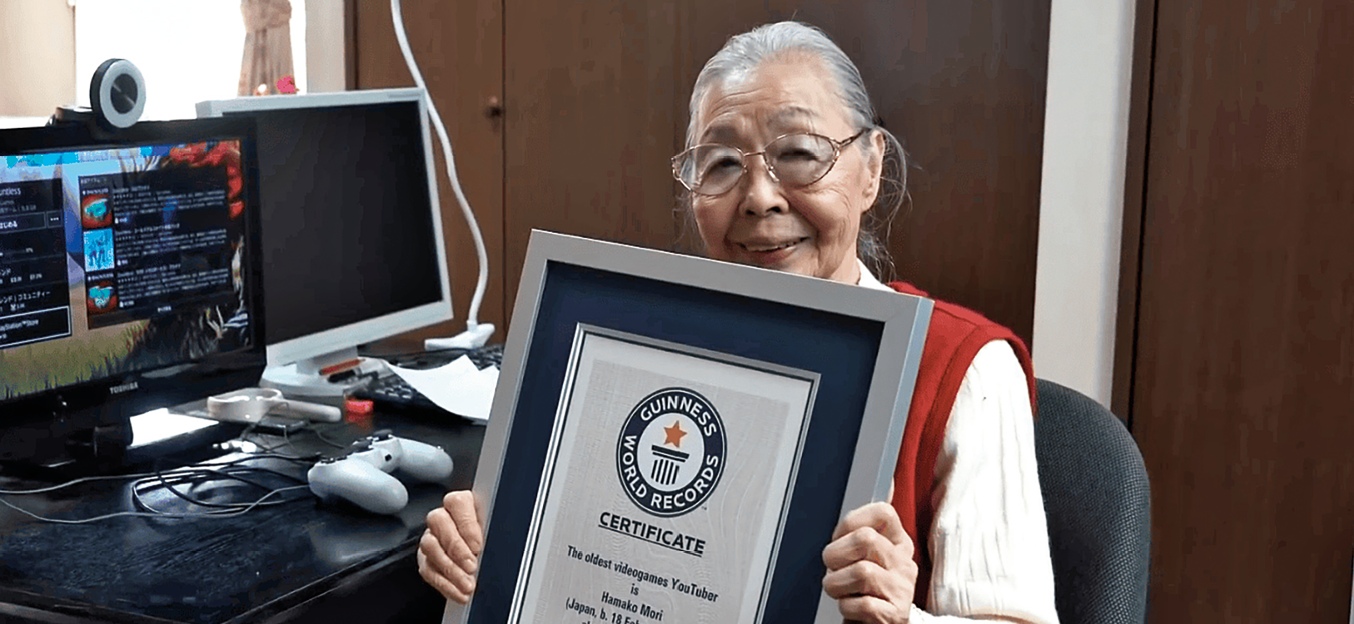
684, 21, 907, 280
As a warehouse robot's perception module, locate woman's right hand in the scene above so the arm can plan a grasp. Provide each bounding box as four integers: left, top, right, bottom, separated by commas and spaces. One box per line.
418, 490, 484, 603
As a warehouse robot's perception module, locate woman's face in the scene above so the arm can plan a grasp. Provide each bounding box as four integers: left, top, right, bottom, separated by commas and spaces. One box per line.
690, 58, 883, 284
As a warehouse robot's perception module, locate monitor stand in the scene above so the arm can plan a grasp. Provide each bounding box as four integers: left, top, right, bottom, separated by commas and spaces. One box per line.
260, 347, 387, 405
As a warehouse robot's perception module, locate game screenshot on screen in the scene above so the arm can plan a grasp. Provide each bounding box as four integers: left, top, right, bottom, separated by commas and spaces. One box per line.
0, 138, 250, 400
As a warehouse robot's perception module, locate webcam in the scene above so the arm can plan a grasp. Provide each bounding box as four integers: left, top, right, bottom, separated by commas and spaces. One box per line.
51, 58, 147, 132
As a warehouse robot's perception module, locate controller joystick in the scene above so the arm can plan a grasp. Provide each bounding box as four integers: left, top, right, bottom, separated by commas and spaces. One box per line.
307, 431, 453, 515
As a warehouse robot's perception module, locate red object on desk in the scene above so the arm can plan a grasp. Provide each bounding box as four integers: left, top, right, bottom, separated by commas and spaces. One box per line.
345, 398, 374, 422
320, 359, 362, 376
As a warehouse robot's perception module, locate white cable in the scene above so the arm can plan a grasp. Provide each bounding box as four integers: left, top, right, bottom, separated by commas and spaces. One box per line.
391, 0, 495, 349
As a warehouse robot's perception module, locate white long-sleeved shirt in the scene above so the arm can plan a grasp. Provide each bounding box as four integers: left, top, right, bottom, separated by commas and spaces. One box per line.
858, 264, 1059, 624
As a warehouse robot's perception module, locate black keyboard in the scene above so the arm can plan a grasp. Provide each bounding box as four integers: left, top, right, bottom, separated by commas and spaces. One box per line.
352, 344, 504, 417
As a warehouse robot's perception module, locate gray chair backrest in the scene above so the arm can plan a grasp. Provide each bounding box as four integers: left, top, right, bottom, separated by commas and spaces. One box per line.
1034, 378, 1151, 624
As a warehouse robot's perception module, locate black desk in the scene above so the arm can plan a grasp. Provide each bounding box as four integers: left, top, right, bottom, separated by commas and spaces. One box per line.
0, 411, 483, 624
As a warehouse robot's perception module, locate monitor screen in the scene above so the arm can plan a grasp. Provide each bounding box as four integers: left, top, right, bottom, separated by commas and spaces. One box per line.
196, 89, 452, 384
0, 117, 267, 470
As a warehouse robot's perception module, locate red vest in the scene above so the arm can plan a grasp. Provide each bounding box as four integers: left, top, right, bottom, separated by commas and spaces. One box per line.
885, 281, 1036, 607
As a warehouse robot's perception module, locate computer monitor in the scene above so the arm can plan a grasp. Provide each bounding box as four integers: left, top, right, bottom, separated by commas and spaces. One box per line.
195, 89, 453, 400
0, 117, 267, 473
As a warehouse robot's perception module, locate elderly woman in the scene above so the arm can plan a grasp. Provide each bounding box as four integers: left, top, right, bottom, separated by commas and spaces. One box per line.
419, 21, 1059, 624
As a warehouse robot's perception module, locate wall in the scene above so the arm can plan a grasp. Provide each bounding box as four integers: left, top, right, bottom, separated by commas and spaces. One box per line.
305, 0, 346, 93
0, 0, 75, 117
1031, 0, 1135, 407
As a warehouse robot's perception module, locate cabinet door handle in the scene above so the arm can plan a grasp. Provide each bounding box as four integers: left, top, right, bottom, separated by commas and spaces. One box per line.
485, 96, 504, 118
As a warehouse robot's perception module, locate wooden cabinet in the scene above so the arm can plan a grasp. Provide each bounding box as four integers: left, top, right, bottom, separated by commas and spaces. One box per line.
1117, 0, 1354, 620
350, 0, 1049, 349
351, 0, 506, 344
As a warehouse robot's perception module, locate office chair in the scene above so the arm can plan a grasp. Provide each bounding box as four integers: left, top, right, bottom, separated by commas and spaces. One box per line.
1034, 379, 1151, 624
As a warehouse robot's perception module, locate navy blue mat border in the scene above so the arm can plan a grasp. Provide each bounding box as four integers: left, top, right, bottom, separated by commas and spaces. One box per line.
469, 261, 882, 623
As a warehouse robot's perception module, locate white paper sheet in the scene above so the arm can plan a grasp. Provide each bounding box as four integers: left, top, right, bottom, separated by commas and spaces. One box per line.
387, 356, 499, 423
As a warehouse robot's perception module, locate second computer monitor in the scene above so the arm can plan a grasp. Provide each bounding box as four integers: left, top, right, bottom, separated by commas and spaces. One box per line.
196, 88, 453, 398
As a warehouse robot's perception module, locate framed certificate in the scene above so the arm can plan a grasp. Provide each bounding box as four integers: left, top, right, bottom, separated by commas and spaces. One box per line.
446, 231, 932, 624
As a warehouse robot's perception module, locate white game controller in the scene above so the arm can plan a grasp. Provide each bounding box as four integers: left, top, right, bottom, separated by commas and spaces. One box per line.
307, 431, 453, 515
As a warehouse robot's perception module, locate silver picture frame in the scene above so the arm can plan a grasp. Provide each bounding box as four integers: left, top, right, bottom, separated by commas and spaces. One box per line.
446, 230, 933, 624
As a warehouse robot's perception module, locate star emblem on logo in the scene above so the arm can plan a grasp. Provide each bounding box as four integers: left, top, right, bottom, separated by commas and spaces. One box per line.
663, 420, 687, 447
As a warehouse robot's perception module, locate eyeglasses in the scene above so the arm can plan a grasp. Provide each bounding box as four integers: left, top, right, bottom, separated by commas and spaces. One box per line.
671, 129, 869, 197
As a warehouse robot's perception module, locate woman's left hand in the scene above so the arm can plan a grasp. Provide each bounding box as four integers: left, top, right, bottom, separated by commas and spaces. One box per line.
821, 501, 919, 624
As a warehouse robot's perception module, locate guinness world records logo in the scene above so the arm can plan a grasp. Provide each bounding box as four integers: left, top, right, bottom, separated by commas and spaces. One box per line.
616, 387, 726, 517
